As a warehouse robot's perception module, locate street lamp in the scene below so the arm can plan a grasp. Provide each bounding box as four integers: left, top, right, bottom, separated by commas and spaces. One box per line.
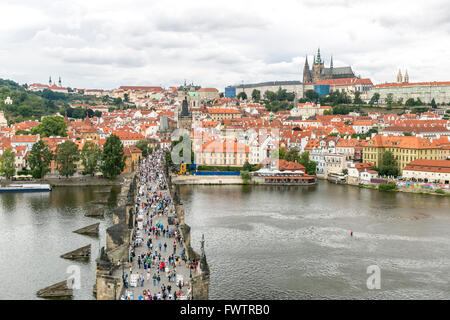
114, 279, 117, 300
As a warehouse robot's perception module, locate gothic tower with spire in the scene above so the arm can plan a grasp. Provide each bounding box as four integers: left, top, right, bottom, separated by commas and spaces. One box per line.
302, 56, 312, 84
312, 48, 325, 82
403, 70, 409, 83
302, 48, 356, 84
397, 70, 403, 83
58, 76, 62, 87
49, 76, 52, 86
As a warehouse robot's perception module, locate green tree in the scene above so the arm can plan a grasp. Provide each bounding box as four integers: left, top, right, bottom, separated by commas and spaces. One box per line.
114, 97, 123, 106
276, 87, 288, 101
101, 134, 126, 179
251, 89, 261, 102
369, 93, 380, 106
243, 161, 253, 172
81, 141, 101, 176
124, 93, 130, 103
264, 90, 277, 102
353, 91, 363, 104
405, 98, 416, 106
386, 93, 394, 107
378, 151, 399, 177
431, 98, 437, 108
240, 170, 251, 184
299, 151, 317, 175
237, 92, 247, 100
135, 140, 150, 157
55, 140, 80, 178
94, 110, 102, 118
304, 90, 319, 103
28, 140, 53, 179
286, 148, 300, 163
0, 148, 15, 179
31, 116, 67, 137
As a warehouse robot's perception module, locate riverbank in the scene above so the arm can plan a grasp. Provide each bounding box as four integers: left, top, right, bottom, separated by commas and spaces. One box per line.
358, 183, 450, 196
0, 174, 134, 187
172, 175, 243, 185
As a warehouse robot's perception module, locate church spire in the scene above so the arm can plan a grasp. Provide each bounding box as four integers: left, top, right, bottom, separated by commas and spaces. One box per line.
330, 55, 333, 69
316, 47, 322, 64
397, 70, 403, 83
404, 70, 409, 83
58, 76, 62, 87
303, 55, 312, 84
49, 76, 52, 86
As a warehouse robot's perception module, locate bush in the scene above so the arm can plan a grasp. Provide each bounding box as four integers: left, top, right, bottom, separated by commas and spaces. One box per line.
378, 183, 397, 191
435, 189, 445, 195
240, 170, 251, 184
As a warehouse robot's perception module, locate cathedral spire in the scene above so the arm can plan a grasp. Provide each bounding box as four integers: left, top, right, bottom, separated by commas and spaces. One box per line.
316, 47, 322, 64
49, 76, 52, 86
303, 55, 312, 84
397, 70, 403, 83
404, 70, 409, 83
330, 55, 333, 69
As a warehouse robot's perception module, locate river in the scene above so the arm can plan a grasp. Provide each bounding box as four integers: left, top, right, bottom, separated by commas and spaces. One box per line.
181, 181, 450, 300
1, 182, 449, 300
0, 186, 119, 300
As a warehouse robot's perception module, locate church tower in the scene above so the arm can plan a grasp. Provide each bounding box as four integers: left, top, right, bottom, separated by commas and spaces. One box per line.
312, 48, 325, 82
397, 70, 403, 83
302, 56, 312, 84
58, 76, 62, 87
49, 76, 52, 86
403, 70, 409, 83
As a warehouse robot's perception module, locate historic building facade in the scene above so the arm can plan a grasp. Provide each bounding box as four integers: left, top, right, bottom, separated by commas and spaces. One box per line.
303, 48, 357, 84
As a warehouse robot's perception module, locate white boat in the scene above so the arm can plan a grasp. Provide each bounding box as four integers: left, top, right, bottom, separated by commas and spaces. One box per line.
0, 184, 52, 192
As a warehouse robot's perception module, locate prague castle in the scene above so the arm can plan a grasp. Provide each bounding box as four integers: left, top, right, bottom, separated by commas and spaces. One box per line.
303, 48, 357, 84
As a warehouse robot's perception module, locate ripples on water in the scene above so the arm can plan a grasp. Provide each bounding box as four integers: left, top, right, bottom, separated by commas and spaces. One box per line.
0, 186, 119, 300
181, 182, 450, 300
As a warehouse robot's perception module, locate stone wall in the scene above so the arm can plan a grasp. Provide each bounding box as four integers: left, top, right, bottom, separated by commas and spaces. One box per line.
95, 172, 138, 300
170, 182, 210, 300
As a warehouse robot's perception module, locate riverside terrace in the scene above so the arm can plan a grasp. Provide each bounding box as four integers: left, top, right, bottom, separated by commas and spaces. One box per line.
95, 150, 210, 300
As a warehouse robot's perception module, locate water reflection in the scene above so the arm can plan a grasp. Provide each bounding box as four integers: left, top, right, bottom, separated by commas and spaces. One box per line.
182, 181, 450, 300
0, 186, 115, 300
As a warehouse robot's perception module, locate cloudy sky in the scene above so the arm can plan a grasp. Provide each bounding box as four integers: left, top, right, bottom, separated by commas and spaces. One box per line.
0, 0, 449, 90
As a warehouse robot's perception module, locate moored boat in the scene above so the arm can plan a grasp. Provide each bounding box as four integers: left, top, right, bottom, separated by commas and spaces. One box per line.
0, 184, 52, 192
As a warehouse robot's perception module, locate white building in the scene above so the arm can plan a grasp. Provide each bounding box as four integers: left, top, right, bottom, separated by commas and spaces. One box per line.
368, 81, 450, 104
403, 159, 450, 184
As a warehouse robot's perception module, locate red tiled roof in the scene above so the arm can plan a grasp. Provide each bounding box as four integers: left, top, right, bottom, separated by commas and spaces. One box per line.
374, 81, 450, 88
404, 159, 450, 173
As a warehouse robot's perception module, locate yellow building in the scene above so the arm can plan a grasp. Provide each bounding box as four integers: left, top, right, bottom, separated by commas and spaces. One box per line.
362, 135, 442, 173
196, 140, 249, 167
206, 108, 242, 121
122, 145, 142, 174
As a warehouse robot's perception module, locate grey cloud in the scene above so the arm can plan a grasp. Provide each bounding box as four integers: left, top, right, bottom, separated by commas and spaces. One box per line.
1, 0, 449, 89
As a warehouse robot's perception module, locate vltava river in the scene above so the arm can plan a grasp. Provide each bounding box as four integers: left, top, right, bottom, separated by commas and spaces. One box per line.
0, 186, 118, 300
181, 182, 450, 299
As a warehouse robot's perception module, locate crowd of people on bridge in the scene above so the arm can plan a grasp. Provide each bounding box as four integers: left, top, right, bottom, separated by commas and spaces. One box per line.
119, 149, 197, 300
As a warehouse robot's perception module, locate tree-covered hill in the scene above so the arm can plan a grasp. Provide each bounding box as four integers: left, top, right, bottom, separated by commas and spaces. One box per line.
0, 78, 103, 124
